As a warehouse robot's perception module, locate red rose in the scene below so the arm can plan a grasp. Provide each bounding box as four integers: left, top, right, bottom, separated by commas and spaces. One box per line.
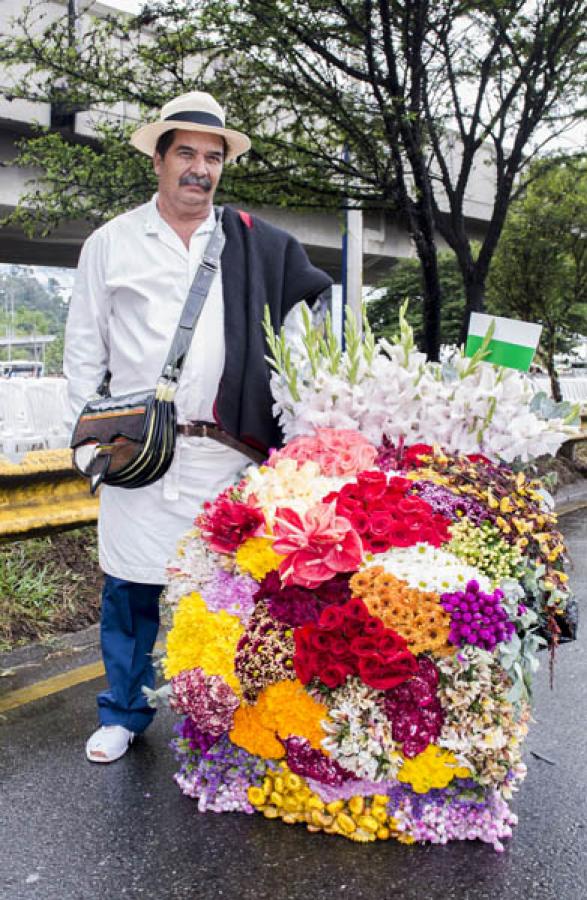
386, 476, 412, 495
357, 470, 387, 489
344, 597, 370, 621
294, 651, 317, 684
386, 521, 416, 547
329, 636, 352, 658
369, 511, 396, 536
311, 631, 335, 652
377, 631, 408, 657
319, 605, 347, 630
320, 663, 353, 689
396, 496, 427, 516
366, 536, 393, 554
349, 636, 381, 657
294, 625, 313, 655
358, 651, 419, 690
348, 510, 370, 533
363, 617, 385, 637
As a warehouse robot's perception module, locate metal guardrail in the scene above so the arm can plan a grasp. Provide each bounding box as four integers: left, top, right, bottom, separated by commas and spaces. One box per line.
0, 449, 98, 542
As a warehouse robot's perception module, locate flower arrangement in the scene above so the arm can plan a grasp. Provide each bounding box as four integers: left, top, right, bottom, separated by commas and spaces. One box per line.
161, 308, 577, 852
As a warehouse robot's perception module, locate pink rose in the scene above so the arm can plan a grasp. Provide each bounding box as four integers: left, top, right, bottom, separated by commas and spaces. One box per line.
268, 428, 377, 478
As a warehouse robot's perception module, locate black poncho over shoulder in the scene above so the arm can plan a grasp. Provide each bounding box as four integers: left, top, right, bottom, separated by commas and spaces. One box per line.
216, 205, 332, 454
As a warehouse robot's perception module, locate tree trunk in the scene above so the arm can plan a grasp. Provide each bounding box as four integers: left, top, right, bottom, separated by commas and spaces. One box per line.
546, 330, 562, 402
459, 273, 486, 346
413, 236, 442, 361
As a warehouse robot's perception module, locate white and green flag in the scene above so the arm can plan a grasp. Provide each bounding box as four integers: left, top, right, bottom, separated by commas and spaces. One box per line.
465, 313, 542, 372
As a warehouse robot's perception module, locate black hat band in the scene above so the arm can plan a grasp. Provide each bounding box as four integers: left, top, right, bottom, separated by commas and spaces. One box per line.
164, 111, 224, 128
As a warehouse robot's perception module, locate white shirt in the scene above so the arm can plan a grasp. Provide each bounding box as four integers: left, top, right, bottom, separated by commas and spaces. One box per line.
64, 196, 304, 584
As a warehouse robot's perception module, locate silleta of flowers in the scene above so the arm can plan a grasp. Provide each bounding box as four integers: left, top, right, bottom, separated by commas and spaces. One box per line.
161, 310, 578, 851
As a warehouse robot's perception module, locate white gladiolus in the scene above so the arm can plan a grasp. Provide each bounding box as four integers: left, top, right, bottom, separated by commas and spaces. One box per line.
267, 306, 579, 462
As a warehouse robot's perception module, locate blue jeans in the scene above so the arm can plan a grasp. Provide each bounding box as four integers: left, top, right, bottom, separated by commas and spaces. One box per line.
97, 575, 163, 734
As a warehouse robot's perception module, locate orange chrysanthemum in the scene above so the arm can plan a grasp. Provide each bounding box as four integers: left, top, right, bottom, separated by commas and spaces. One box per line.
230, 678, 328, 759
349, 568, 452, 657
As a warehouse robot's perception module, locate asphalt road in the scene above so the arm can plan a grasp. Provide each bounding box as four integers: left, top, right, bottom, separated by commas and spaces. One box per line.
1, 508, 585, 900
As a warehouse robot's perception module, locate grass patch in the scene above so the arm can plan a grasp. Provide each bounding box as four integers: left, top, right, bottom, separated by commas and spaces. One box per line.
0, 527, 102, 652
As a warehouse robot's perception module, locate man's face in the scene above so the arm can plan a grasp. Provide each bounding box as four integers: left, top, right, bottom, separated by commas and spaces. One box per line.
153, 129, 224, 214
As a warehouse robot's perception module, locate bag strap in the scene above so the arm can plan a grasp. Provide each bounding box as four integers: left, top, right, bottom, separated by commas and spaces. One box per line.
160, 206, 225, 384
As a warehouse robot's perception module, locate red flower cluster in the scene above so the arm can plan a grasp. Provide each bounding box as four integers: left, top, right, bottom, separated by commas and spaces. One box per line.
294, 597, 419, 690
198, 490, 265, 554
325, 470, 451, 553
375, 437, 434, 472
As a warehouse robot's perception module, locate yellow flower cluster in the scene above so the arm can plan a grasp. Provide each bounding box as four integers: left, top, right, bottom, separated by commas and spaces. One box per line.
248, 763, 409, 843
163, 592, 243, 690
405, 466, 449, 486
397, 745, 471, 793
235, 537, 283, 581
230, 679, 327, 759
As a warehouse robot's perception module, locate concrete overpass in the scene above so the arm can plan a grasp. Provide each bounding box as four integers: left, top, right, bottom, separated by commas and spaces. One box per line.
0, 0, 494, 280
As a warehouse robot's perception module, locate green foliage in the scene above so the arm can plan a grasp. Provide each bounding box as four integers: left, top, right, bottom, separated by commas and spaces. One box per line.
367, 252, 468, 347
486, 160, 587, 398
0, 528, 99, 651
2, 0, 586, 359
0, 266, 69, 373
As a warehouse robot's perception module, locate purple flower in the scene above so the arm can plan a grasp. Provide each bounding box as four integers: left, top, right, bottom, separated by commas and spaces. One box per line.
200, 569, 257, 622
179, 717, 218, 754
172, 733, 276, 813
440, 580, 516, 652
411, 482, 492, 526
386, 783, 518, 852
254, 571, 351, 627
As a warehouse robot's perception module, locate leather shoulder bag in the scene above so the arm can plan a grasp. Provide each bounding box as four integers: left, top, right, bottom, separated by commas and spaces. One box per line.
71, 208, 225, 493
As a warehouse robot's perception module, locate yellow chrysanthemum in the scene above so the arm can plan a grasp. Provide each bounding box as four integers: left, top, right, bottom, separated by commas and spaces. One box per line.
397, 744, 472, 794
163, 592, 242, 690
230, 679, 327, 758
235, 537, 283, 580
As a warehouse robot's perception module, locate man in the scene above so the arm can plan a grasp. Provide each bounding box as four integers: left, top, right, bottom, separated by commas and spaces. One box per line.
64, 91, 332, 763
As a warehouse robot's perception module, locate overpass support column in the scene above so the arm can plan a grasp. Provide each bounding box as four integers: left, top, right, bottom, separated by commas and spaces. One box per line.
344, 208, 363, 333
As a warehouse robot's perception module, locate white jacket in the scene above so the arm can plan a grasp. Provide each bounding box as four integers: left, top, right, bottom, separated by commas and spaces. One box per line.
64, 197, 303, 584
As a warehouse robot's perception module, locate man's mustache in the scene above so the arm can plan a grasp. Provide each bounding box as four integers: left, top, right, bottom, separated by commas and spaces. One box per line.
179, 174, 213, 191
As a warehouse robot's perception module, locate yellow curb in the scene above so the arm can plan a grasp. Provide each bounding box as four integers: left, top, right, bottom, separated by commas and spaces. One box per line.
0, 642, 165, 714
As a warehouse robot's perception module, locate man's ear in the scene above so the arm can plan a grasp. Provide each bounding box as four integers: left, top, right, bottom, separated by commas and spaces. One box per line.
153, 152, 162, 176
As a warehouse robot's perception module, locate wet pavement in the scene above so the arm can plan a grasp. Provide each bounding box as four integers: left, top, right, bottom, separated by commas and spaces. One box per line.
1, 508, 586, 900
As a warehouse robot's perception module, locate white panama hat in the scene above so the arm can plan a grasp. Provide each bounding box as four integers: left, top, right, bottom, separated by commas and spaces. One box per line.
130, 90, 251, 162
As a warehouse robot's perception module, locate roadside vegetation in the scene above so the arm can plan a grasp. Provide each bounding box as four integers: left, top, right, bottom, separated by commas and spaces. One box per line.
0, 527, 102, 652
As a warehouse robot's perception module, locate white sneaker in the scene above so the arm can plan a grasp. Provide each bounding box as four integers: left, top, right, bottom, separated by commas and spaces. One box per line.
86, 725, 135, 763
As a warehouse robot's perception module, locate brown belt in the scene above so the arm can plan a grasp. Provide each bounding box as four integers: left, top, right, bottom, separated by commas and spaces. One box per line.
176, 421, 267, 464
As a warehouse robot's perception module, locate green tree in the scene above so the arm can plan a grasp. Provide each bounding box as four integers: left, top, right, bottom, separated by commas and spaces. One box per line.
486, 160, 587, 401
1, 1, 586, 359
0, 266, 68, 373
367, 252, 466, 347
